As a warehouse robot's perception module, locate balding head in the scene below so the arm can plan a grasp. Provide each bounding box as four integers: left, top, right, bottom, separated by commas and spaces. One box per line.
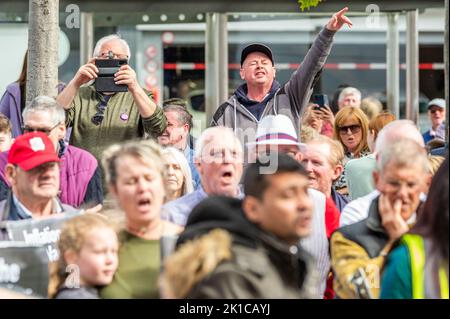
375, 120, 425, 154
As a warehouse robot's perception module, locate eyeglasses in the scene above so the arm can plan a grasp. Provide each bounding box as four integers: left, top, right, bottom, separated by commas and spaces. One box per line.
339, 124, 361, 135
97, 50, 129, 60
91, 98, 108, 125
22, 122, 60, 135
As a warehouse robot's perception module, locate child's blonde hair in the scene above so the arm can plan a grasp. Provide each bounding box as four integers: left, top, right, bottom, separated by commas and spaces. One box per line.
48, 213, 117, 298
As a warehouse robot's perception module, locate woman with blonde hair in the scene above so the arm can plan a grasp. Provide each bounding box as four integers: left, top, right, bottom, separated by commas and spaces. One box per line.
162, 147, 194, 203
346, 111, 396, 199
333, 106, 370, 194
100, 139, 183, 299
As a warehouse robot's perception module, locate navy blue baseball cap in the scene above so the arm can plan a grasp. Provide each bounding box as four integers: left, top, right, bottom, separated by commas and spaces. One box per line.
240, 43, 274, 66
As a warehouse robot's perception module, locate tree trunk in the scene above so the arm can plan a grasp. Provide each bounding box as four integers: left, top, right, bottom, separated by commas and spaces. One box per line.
26, 0, 59, 107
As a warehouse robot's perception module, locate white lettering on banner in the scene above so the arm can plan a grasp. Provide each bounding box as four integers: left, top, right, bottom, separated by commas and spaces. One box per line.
46, 245, 60, 262
22, 227, 62, 262
0, 258, 21, 283
22, 227, 61, 246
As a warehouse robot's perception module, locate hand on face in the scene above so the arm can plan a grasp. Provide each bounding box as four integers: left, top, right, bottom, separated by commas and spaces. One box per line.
379, 194, 409, 240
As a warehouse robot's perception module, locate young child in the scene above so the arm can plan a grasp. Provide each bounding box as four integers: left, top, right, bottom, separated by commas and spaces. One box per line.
0, 114, 14, 152
49, 213, 119, 299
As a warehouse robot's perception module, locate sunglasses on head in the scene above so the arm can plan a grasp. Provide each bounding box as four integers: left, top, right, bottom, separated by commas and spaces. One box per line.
91, 99, 108, 125
339, 124, 361, 135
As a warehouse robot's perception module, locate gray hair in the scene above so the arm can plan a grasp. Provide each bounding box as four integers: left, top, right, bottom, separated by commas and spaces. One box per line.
376, 139, 428, 174
338, 87, 362, 104
194, 126, 243, 160
375, 120, 425, 154
163, 104, 193, 131
162, 147, 194, 196
93, 34, 131, 60
22, 95, 66, 126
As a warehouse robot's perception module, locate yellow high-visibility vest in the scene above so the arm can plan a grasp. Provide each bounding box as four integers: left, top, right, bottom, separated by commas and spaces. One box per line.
402, 234, 449, 299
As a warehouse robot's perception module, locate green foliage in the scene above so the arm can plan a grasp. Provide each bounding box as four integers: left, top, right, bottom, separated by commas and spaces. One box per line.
297, 0, 322, 11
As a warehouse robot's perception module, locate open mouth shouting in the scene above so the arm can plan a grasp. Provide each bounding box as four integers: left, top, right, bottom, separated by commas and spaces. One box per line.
219, 169, 235, 185
137, 197, 152, 212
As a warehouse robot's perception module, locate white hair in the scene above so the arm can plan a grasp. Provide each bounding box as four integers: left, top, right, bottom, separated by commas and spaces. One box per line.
338, 87, 362, 103
194, 126, 243, 160
375, 119, 425, 154
93, 34, 131, 60
22, 95, 66, 127
162, 147, 194, 196
376, 139, 428, 174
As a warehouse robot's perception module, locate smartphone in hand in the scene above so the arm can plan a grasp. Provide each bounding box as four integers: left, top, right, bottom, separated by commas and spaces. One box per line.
312, 94, 329, 110
95, 59, 128, 92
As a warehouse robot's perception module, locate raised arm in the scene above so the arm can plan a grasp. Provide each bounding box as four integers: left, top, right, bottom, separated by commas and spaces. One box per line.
285, 7, 353, 116
56, 58, 98, 109
114, 64, 157, 118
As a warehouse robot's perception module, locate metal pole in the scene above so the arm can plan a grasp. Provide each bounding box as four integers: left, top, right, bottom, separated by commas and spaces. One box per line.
386, 13, 400, 118
406, 10, 419, 123
445, 0, 449, 142
80, 12, 94, 65
205, 13, 228, 127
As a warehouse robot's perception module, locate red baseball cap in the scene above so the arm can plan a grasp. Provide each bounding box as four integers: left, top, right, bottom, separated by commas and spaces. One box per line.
8, 132, 60, 171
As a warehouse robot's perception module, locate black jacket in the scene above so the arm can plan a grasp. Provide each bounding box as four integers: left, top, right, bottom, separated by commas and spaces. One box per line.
176, 196, 319, 298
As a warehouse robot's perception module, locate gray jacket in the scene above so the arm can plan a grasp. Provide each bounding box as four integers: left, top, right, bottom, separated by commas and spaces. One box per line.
211, 27, 336, 144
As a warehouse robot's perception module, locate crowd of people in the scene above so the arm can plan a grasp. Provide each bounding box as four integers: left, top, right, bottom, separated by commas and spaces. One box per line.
0, 7, 448, 299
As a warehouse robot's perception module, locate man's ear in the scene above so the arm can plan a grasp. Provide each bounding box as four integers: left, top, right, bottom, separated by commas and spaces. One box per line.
56, 122, 66, 141
63, 249, 79, 266
242, 196, 262, 224
182, 124, 190, 135
295, 151, 303, 163
332, 164, 344, 181
4, 164, 17, 186
239, 68, 245, 80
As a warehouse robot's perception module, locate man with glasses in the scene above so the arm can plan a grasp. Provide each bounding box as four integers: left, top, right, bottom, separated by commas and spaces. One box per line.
0, 132, 79, 224
422, 98, 446, 144
162, 126, 244, 226
330, 139, 430, 299
0, 96, 103, 208
56, 34, 167, 163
